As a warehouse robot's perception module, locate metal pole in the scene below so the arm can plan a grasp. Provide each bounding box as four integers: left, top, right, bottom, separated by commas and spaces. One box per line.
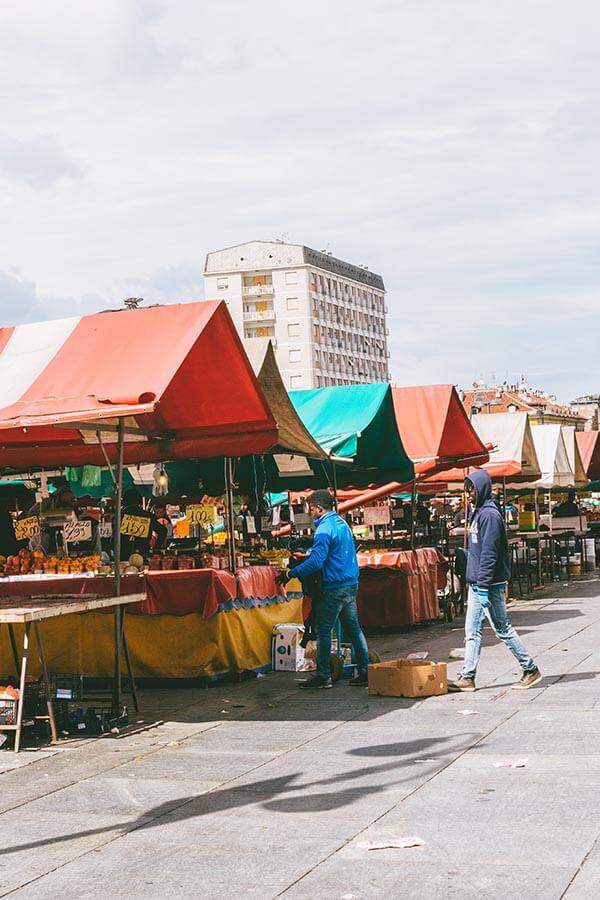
535, 487, 542, 586
225, 457, 237, 574
113, 417, 125, 712
410, 480, 417, 549
503, 476, 508, 526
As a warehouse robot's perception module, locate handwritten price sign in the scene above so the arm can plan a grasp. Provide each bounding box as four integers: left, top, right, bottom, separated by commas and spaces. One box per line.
120, 514, 151, 539
14, 516, 40, 541
187, 503, 218, 528
64, 520, 93, 543
99, 522, 113, 539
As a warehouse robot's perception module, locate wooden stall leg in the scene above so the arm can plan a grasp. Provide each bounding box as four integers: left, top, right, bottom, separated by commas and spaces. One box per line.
14, 623, 31, 754
7, 624, 20, 675
33, 621, 58, 744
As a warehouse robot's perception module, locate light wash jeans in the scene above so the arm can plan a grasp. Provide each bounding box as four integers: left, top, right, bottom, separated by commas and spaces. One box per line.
316, 585, 370, 678
461, 583, 536, 680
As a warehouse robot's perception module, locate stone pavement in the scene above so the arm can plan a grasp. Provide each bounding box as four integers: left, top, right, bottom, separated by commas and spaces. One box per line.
1, 577, 600, 899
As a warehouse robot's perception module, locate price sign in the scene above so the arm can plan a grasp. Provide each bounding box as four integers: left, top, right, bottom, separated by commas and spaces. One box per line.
363, 506, 391, 526
120, 514, 151, 539
187, 503, 217, 528
64, 520, 93, 543
99, 522, 113, 539
14, 516, 40, 541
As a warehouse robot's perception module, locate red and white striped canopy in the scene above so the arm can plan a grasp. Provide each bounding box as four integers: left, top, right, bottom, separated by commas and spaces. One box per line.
0, 301, 278, 471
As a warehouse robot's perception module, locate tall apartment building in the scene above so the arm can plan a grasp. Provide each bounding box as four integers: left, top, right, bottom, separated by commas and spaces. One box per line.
203, 240, 390, 390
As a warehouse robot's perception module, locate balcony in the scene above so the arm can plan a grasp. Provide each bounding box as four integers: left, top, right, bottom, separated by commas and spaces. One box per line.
242, 284, 274, 297
243, 308, 276, 322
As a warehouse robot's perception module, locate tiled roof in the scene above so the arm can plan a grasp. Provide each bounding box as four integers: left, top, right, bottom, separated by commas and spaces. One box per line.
462, 389, 583, 420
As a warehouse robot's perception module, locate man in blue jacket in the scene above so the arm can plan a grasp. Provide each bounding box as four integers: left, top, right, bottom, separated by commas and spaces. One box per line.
276, 490, 370, 690
450, 469, 542, 692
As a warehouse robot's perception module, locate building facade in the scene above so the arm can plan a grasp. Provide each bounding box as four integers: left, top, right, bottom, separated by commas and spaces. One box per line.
203, 240, 390, 390
462, 381, 587, 429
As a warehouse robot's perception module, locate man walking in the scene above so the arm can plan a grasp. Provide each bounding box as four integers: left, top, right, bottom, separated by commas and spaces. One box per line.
450, 469, 542, 692
276, 490, 370, 689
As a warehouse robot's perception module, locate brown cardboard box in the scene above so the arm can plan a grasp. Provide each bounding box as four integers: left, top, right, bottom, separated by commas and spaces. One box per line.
368, 659, 448, 698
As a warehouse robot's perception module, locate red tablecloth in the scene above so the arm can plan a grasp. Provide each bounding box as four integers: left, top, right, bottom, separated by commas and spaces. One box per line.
356, 548, 449, 628
0, 566, 282, 619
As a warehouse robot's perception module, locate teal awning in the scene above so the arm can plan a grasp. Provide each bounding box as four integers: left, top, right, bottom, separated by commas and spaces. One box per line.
290, 383, 414, 486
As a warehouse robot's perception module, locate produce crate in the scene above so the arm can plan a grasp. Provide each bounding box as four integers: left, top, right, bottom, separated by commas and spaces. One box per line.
0, 699, 17, 726
47, 673, 84, 701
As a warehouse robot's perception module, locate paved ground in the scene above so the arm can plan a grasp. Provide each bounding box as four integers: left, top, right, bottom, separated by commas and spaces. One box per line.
1, 576, 600, 899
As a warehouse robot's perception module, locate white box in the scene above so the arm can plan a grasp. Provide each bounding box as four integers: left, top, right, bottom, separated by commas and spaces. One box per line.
272, 624, 305, 671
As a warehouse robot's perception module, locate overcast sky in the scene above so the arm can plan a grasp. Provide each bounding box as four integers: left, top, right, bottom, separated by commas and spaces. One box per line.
0, 1, 598, 402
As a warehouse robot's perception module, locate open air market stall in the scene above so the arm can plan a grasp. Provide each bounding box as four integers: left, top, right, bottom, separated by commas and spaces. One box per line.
0, 302, 308, 747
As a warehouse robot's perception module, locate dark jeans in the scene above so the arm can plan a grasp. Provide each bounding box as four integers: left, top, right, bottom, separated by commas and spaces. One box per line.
316, 584, 370, 678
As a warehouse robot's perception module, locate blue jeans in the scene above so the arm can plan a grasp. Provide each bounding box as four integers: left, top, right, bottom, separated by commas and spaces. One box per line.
316, 585, 370, 678
462, 584, 536, 680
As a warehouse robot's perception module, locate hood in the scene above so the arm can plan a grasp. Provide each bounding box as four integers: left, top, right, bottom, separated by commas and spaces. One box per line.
466, 468, 492, 509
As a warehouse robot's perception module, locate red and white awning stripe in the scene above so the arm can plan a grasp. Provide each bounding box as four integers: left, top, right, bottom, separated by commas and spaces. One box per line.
0, 301, 278, 470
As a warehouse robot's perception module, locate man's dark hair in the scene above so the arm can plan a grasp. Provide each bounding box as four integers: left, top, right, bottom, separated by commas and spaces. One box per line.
123, 488, 143, 507
310, 489, 335, 511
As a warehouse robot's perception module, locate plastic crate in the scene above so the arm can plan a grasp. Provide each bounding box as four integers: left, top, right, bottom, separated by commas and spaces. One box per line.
0, 698, 17, 725
47, 673, 83, 701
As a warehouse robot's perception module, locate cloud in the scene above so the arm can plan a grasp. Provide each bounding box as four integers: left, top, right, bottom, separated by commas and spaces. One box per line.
0, 270, 103, 325
0, 0, 599, 402
0, 134, 82, 189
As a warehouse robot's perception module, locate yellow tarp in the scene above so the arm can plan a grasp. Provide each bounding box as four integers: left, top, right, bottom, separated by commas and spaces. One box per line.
0, 598, 303, 680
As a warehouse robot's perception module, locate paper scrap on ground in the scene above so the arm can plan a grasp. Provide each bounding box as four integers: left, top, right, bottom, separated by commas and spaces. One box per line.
407, 651, 429, 660
414, 758, 437, 763
449, 648, 465, 659
457, 709, 479, 716
358, 836, 425, 851
494, 758, 529, 768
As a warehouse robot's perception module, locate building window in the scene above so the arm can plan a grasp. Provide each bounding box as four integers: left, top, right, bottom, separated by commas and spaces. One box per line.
289, 349, 301, 363
290, 375, 304, 388
288, 323, 300, 337
216, 277, 229, 290
287, 296, 300, 310
285, 271, 298, 285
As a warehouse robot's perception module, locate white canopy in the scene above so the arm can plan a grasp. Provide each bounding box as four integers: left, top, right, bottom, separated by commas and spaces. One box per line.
560, 426, 588, 487
471, 412, 541, 481
520, 424, 575, 489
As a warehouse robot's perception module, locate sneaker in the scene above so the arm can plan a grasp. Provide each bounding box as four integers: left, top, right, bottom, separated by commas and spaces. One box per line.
513, 668, 542, 690
349, 669, 368, 686
298, 675, 333, 690
448, 676, 476, 692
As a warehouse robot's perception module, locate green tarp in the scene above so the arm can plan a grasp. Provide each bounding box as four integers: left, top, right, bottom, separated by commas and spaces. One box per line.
289, 383, 414, 486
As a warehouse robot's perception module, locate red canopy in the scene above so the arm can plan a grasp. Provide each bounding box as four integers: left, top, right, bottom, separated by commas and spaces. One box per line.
576, 431, 600, 480
0, 301, 278, 469
392, 385, 489, 476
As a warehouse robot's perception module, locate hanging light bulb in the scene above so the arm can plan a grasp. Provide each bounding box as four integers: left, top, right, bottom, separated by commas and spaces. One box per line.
153, 464, 169, 496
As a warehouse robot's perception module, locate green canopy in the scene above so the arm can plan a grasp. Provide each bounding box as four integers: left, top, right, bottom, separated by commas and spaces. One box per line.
289, 383, 414, 486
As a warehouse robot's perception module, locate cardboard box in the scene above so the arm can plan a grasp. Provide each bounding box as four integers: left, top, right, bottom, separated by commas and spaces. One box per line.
272, 624, 305, 671
368, 659, 447, 698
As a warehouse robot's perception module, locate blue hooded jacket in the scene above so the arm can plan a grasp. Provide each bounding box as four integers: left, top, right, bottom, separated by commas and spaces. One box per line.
290, 511, 359, 590
465, 469, 511, 588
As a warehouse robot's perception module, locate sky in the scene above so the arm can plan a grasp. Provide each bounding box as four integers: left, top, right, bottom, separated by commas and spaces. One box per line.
0, 0, 599, 402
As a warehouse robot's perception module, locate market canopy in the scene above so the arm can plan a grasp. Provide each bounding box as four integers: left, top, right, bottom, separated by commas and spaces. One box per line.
289, 383, 415, 487
245, 341, 326, 459
391, 384, 489, 476
424, 411, 541, 485
0, 301, 279, 470
576, 431, 600, 480
520, 424, 575, 489
561, 426, 588, 487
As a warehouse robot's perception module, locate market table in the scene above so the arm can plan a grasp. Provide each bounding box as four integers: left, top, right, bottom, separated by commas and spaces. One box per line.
0, 568, 299, 680
0, 592, 144, 752
355, 548, 449, 628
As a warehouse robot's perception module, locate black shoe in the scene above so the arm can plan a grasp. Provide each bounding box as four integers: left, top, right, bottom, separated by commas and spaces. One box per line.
298, 675, 333, 690
349, 669, 368, 687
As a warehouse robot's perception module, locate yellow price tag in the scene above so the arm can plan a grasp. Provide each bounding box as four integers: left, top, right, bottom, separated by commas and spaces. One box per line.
120, 514, 151, 539
187, 503, 217, 527
14, 516, 40, 541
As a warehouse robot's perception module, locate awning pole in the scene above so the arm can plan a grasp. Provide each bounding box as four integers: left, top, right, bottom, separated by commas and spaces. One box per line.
463, 470, 469, 551
410, 480, 417, 549
225, 457, 237, 575
503, 476, 508, 526
113, 417, 125, 712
